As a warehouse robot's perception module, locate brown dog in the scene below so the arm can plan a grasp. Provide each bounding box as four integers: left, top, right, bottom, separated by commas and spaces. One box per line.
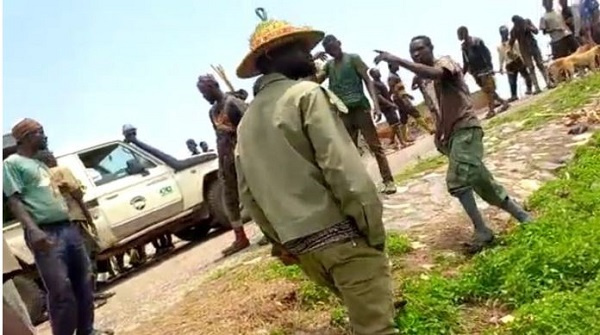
549, 45, 600, 83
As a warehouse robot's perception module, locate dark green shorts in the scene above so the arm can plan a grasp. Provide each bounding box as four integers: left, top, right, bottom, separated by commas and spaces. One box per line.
446, 127, 507, 206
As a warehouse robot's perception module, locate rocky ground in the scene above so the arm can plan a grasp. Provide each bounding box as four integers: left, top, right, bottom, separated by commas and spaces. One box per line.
35, 84, 600, 335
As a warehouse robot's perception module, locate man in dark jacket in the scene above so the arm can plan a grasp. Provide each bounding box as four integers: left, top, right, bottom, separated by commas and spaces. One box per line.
458, 26, 509, 119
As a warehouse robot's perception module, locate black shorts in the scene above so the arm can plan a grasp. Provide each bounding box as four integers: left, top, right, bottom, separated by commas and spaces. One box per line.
381, 108, 400, 126
395, 97, 421, 125
551, 35, 578, 59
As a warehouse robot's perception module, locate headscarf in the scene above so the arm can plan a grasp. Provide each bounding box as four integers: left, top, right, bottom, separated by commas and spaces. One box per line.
11, 118, 42, 142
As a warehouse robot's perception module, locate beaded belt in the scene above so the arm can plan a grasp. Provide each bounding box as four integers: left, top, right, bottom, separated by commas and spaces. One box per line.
283, 220, 361, 255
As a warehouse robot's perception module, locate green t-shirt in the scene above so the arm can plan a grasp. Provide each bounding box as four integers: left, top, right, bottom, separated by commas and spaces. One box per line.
324, 53, 370, 111
3, 154, 70, 225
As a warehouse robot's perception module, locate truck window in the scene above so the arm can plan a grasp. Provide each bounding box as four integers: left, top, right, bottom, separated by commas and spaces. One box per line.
78, 143, 156, 186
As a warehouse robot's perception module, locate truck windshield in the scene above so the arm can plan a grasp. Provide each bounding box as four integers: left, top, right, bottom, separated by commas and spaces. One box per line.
79, 143, 156, 186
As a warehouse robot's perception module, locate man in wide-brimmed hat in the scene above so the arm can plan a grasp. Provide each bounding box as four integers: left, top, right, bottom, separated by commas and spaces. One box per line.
3, 118, 111, 335
234, 8, 398, 335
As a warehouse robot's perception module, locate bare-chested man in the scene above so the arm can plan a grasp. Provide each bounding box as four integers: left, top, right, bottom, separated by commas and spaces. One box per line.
388, 62, 434, 142
368, 68, 409, 149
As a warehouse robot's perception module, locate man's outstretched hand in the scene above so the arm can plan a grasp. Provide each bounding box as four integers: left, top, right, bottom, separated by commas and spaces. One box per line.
373, 50, 395, 65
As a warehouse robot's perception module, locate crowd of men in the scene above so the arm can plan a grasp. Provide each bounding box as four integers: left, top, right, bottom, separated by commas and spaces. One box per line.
3, 1, 599, 334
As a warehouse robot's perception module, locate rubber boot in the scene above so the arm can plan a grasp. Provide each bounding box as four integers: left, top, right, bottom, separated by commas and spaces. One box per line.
222, 226, 250, 256
400, 124, 415, 143
456, 189, 495, 253
415, 117, 435, 135
500, 197, 532, 223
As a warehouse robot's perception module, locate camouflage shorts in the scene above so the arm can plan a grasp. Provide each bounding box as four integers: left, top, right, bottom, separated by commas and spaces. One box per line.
446, 127, 507, 206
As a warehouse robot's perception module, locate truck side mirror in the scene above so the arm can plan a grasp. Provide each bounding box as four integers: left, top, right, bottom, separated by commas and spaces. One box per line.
126, 159, 149, 177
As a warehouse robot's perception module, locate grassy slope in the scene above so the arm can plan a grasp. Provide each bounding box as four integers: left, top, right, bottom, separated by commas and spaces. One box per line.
396, 131, 600, 334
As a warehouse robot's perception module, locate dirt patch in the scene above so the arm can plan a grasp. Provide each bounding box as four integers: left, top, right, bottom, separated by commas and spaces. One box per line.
121, 260, 345, 335
458, 301, 512, 335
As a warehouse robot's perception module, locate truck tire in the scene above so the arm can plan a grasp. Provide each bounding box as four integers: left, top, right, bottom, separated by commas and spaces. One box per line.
12, 275, 46, 325
206, 181, 230, 229
174, 224, 212, 241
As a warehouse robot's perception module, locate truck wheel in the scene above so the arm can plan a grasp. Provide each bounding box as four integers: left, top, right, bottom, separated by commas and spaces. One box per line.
12, 275, 46, 325
174, 224, 212, 241
206, 181, 230, 229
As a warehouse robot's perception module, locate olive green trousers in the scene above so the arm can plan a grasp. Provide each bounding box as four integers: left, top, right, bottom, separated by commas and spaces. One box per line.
297, 238, 398, 335
446, 127, 508, 206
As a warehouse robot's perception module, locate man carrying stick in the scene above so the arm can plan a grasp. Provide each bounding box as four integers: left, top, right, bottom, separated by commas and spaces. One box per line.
374, 36, 532, 253
197, 74, 251, 256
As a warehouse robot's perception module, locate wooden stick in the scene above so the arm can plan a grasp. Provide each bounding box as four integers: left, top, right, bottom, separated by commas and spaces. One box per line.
211, 64, 235, 92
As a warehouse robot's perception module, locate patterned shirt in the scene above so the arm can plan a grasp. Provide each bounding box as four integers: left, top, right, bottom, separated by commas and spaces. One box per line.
209, 94, 247, 136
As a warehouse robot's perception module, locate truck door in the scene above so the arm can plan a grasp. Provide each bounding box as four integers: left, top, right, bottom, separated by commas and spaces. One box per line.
78, 142, 183, 240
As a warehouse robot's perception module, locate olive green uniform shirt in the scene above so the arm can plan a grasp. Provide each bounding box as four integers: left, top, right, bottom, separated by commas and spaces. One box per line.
235, 73, 385, 249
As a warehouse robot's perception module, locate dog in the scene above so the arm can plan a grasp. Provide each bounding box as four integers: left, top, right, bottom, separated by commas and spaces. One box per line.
549, 45, 600, 83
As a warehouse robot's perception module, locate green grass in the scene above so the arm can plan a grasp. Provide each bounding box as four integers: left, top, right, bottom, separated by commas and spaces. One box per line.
497, 274, 600, 334
386, 231, 413, 257
262, 232, 412, 309
394, 154, 446, 184
393, 131, 600, 334
263, 261, 305, 281
486, 73, 600, 130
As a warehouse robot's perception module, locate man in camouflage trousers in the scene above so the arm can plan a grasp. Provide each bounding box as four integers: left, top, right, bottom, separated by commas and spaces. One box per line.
375, 36, 532, 253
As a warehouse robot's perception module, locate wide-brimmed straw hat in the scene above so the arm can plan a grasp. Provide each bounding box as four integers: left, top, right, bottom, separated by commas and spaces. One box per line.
236, 8, 324, 79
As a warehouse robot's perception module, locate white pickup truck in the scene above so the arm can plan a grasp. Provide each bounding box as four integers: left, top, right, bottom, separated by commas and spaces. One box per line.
3, 131, 235, 323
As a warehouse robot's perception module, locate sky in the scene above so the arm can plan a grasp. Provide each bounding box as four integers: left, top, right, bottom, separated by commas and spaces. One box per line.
3, 0, 554, 158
